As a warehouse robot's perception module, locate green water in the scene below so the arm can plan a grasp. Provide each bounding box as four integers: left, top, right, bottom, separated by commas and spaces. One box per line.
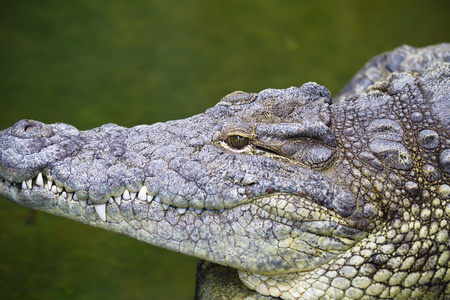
0, 1, 448, 299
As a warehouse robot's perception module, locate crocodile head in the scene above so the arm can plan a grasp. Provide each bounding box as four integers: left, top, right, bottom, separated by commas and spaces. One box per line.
0, 82, 370, 275
1, 59, 449, 299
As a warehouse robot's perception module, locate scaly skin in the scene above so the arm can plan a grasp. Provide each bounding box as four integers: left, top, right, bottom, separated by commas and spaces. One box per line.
1, 44, 449, 299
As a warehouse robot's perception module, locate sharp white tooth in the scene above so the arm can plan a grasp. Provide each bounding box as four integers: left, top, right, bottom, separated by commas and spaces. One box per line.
137, 186, 147, 201
195, 209, 202, 214
114, 196, 122, 205
36, 173, 44, 186
51, 185, 57, 193
22, 181, 27, 190
147, 195, 154, 203
79, 200, 87, 207
177, 207, 187, 214
67, 193, 73, 200
57, 186, 63, 193
108, 197, 114, 204
130, 192, 137, 200
123, 189, 131, 200
26, 179, 33, 189
47, 180, 53, 190
87, 199, 93, 205
62, 191, 67, 199
188, 207, 194, 211
154, 196, 161, 203
162, 203, 169, 210
73, 194, 79, 201
94, 203, 106, 221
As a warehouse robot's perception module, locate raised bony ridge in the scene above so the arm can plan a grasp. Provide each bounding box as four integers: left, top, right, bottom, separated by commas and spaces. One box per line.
1, 172, 225, 222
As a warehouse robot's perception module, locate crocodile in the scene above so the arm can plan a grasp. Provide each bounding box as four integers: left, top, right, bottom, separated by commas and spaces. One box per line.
0, 43, 449, 299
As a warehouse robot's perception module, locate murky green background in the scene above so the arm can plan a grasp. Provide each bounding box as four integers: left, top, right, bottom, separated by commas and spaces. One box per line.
0, 1, 448, 299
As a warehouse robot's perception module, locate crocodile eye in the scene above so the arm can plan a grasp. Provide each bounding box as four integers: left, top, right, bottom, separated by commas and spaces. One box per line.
228, 135, 249, 150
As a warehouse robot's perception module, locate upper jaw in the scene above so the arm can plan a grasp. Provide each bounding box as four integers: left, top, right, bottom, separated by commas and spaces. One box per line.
0, 116, 361, 220
0, 117, 263, 213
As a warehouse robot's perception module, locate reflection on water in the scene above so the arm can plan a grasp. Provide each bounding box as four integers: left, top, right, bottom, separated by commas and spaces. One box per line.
0, 1, 449, 299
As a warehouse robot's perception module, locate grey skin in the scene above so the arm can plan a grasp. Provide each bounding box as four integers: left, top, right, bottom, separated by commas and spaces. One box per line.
0, 43, 449, 299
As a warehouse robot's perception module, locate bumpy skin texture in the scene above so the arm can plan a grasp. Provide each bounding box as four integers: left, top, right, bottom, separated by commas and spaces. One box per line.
337, 43, 450, 100
0, 44, 449, 299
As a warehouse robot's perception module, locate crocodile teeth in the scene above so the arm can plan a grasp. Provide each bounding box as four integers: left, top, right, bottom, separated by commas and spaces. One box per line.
123, 189, 131, 200
94, 203, 106, 221
137, 186, 147, 201
36, 173, 44, 186
12, 172, 229, 217
46, 179, 53, 190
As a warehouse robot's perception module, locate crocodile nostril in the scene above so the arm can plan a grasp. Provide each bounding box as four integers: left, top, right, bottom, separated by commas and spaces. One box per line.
11, 119, 54, 138
24, 124, 34, 132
